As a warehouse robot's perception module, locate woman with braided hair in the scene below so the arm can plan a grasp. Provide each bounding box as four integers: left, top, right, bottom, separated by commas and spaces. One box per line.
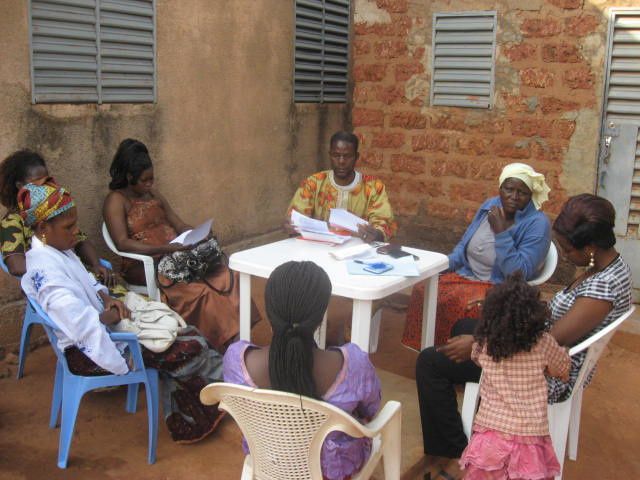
223, 261, 382, 480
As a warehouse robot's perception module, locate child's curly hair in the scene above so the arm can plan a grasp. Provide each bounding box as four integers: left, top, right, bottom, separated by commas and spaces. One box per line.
474, 272, 549, 361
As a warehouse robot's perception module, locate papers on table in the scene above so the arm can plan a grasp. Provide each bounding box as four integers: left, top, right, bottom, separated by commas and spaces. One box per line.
291, 210, 351, 245
329, 208, 368, 233
346, 254, 419, 277
170, 218, 213, 245
328, 243, 375, 261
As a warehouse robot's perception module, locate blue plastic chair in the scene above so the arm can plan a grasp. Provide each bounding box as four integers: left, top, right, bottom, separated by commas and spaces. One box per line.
0, 255, 43, 379
26, 296, 159, 468
2, 256, 114, 379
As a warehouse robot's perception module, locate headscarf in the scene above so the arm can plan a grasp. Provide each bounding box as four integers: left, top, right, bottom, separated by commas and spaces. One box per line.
17, 178, 75, 226
499, 163, 551, 210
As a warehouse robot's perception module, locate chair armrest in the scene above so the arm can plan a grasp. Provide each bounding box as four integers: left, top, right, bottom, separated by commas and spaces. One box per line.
109, 331, 146, 371
362, 401, 402, 435
115, 250, 155, 265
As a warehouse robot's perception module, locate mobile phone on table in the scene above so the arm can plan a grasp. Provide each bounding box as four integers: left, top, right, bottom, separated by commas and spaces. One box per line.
363, 262, 393, 274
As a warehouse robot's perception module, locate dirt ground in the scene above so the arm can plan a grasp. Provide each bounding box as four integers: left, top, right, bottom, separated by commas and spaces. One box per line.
0, 286, 638, 479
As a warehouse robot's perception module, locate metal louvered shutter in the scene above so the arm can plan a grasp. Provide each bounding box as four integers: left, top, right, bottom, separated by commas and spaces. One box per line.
430, 11, 496, 109
29, 0, 156, 104
602, 11, 640, 236
294, 0, 350, 103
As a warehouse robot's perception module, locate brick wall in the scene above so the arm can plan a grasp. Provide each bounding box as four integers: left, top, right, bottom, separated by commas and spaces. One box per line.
352, 0, 622, 251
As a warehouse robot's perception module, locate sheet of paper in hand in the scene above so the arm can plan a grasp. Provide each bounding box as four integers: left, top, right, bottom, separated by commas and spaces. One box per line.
329, 208, 368, 233
170, 218, 213, 246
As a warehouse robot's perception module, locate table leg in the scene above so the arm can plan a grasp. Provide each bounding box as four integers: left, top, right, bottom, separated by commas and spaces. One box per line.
351, 299, 373, 353
239, 272, 252, 341
314, 312, 328, 349
421, 275, 439, 350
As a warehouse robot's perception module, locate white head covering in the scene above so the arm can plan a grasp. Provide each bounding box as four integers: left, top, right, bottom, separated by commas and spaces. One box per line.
498, 163, 550, 210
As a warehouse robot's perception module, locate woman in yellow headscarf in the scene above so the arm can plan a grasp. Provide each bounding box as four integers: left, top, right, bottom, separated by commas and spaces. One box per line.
402, 163, 552, 351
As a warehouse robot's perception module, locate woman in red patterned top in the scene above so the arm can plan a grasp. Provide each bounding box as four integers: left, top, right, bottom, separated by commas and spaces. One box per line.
459, 273, 570, 480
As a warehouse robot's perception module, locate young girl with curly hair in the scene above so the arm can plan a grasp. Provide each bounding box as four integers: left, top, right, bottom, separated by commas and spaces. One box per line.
460, 273, 570, 480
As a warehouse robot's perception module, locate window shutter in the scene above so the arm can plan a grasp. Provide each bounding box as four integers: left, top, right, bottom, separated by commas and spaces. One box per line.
294, 0, 350, 103
30, 0, 99, 103
29, 0, 156, 104
430, 12, 496, 109
99, 0, 155, 103
604, 12, 640, 124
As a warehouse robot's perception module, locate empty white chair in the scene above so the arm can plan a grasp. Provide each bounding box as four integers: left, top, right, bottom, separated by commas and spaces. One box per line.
101, 222, 160, 301
200, 382, 402, 480
460, 305, 635, 479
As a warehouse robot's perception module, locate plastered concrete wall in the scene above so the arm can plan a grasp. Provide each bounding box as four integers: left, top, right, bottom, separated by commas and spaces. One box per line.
352, 0, 639, 252
0, 0, 348, 350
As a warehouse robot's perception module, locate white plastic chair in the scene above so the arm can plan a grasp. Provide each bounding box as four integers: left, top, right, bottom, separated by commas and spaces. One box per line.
200, 382, 402, 480
460, 305, 636, 479
528, 242, 558, 287
101, 222, 160, 301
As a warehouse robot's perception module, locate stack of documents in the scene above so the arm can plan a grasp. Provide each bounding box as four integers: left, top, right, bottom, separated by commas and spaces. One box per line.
329, 208, 368, 233
291, 211, 351, 245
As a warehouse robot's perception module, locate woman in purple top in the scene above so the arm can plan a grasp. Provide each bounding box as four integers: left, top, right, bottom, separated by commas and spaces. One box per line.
223, 261, 381, 480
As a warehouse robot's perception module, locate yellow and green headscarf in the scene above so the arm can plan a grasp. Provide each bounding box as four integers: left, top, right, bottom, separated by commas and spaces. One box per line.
17, 178, 75, 227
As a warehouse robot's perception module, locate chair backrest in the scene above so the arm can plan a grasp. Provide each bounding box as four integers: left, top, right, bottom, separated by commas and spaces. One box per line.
25, 296, 67, 362
567, 305, 635, 394
200, 383, 371, 480
528, 242, 558, 286
102, 222, 121, 255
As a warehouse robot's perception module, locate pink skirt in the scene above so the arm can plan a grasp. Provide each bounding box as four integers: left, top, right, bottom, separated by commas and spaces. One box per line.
459, 427, 560, 480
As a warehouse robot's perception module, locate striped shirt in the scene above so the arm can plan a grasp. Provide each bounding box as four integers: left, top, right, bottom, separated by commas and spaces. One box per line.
547, 255, 632, 403
472, 333, 570, 436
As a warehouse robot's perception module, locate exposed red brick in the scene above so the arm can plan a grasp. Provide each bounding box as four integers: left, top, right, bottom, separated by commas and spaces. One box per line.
520, 68, 555, 88
549, 0, 583, 8
395, 62, 424, 82
389, 111, 427, 129
354, 39, 371, 56
356, 16, 412, 36
352, 107, 385, 127
521, 18, 562, 38
376, 0, 408, 14
450, 182, 490, 203
532, 142, 566, 162
358, 150, 384, 169
553, 119, 576, 139
510, 118, 553, 138
540, 96, 579, 113
494, 140, 531, 159
390, 154, 426, 174
384, 176, 443, 197
412, 133, 449, 153
412, 47, 425, 60
501, 94, 537, 113
376, 85, 405, 105
466, 117, 505, 134
431, 158, 468, 178
564, 15, 600, 36
393, 196, 420, 215
372, 131, 406, 148
353, 85, 375, 104
353, 64, 387, 82
504, 43, 538, 62
373, 40, 408, 59
469, 161, 509, 181
456, 137, 492, 155
428, 202, 463, 220
542, 43, 581, 63
563, 67, 595, 89
431, 113, 466, 131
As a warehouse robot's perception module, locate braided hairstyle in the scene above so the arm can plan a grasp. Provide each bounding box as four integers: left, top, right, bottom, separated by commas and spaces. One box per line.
474, 272, 549, 362
553, 193, 616, 249
266, 261, 332, 399
108, 138, 153, 190
0, 150, 47, 210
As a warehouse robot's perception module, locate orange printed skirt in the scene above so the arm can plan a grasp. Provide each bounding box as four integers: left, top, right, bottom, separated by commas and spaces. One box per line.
401, 272, 493, 351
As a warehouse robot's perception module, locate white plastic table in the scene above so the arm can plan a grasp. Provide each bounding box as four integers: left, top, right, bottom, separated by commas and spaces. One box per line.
229, 238, 449, 353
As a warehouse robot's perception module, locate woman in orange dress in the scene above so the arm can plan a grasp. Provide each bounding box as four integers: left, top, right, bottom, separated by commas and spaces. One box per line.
103, 138, 259, 351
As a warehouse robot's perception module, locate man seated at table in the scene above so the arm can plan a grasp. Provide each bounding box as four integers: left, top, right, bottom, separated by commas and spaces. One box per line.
285, 131, 397, 243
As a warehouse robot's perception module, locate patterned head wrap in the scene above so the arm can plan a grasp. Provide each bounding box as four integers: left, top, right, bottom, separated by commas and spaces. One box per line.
17, 178, 75, 226
499, 163, 551, 210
